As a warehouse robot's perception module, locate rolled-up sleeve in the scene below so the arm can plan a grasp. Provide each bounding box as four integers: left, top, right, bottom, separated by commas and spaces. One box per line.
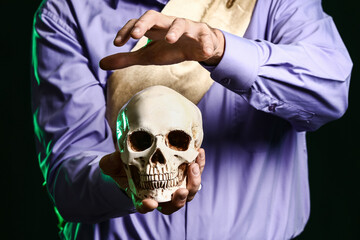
31, 6, 135, 223
208, 0, 352, 131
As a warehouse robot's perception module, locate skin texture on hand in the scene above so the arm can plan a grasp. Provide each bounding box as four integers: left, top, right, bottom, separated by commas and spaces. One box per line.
99, 148, 205, 215
99, 10, 225, 70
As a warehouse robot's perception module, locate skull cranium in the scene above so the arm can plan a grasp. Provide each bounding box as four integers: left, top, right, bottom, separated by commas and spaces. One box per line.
116, 86, 203, 202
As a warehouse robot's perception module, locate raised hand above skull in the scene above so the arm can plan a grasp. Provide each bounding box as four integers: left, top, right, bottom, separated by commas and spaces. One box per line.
116, 85, 203, 202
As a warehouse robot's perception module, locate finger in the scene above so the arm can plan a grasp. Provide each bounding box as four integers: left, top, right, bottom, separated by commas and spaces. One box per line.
99, 151, 123, 176
200, 28, 225, 65
198, 30, 215, 60
99, 152, 129, 188
131, 10, 170, 39
165, 18, 187, 44
186, 163, 201, 202
172, 188, 189, 208
136, 198, 159, 214
114, 19, 137, 46
99, 51, 142, 70
158, 188, 189, 215
100, 40, 185, 70
196, 148, 206, 174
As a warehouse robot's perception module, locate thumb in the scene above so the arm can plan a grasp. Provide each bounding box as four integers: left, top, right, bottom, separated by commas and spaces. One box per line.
99, 51, 141, 70
99, 151, 125, 177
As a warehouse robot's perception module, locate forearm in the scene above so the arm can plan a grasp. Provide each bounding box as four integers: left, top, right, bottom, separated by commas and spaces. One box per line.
35, 105, 136, 222
50, 152, 135, 223
207, 0, 352, 131
32, 5, 135, 223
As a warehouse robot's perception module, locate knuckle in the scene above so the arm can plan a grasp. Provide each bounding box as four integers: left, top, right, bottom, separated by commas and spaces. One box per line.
187, 196, 194, 202
174, 17, 186, 25
190, 178, 201, 190
199, 22, 210, 32
200, 162, 205, 171
199, 154, 205, 165
145, 9, 157, 15
128, 18, 137, 24
201, 47, 213, 59
200, 32, 212, 40
199, 148, 205, 158
134, 19, 145, 28
185, 32, 196, 41
174, 200, 186, 209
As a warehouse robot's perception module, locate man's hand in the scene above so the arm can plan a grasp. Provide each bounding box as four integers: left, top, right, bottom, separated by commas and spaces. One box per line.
99, 10, 224, 70
99, 148, 206, 215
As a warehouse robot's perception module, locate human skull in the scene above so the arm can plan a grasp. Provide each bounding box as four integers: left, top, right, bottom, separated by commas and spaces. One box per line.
116, 85, 203, 202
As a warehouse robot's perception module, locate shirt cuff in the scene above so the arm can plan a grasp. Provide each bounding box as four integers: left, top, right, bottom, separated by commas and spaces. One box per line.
208, 31, 259, 92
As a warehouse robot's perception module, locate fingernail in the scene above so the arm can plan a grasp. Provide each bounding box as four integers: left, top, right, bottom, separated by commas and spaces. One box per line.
114, 36, 121, 43
199, 150, 205, 159
132, 27, 140, 34
166, 32, 176, 40
192, 164, 200, 176
178, 193, 187, 201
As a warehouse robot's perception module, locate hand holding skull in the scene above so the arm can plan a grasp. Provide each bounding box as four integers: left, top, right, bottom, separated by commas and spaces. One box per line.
99, 10, 225, 70
100, 86, 205, 214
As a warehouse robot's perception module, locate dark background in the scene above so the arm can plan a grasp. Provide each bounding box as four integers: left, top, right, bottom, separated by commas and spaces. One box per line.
2, 0, 359, 239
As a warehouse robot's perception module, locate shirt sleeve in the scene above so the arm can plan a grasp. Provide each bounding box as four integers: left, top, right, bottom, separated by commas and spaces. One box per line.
208, 0, 352, 131
31, 6, 135, 223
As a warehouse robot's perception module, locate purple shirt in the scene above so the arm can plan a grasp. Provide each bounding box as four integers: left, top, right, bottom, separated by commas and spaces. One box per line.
31, 0, 352, 239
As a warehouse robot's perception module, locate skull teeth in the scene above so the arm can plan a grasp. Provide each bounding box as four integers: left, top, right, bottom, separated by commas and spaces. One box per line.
139, 176, 179, 190
146, 165, 168, 175
137, 165, 186, 190
141, 172, 175, 181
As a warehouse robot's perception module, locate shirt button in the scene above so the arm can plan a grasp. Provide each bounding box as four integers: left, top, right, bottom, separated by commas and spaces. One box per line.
220, 78, 231, 85
268, 104, 277, 112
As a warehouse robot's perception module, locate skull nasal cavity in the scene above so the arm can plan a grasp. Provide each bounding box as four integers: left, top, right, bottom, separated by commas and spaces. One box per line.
150, 149, 166, 164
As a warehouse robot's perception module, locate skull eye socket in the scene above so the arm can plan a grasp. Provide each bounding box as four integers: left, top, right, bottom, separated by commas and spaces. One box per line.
167, 130, 191, 151
128, 131, 153, 152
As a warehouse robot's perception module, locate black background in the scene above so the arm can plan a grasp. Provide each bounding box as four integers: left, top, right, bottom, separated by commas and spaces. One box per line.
2, 0, 359, 239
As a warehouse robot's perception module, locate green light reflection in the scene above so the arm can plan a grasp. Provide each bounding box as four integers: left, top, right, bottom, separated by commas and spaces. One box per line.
32, 6, 66, 234
33, 108, 44, 144
62, 221, 80, 240
131, 191, 142, 210
54, 207, 65, 231
116, 109, 129, 152
32, 14, 41, 85
33, 108, 52, 183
